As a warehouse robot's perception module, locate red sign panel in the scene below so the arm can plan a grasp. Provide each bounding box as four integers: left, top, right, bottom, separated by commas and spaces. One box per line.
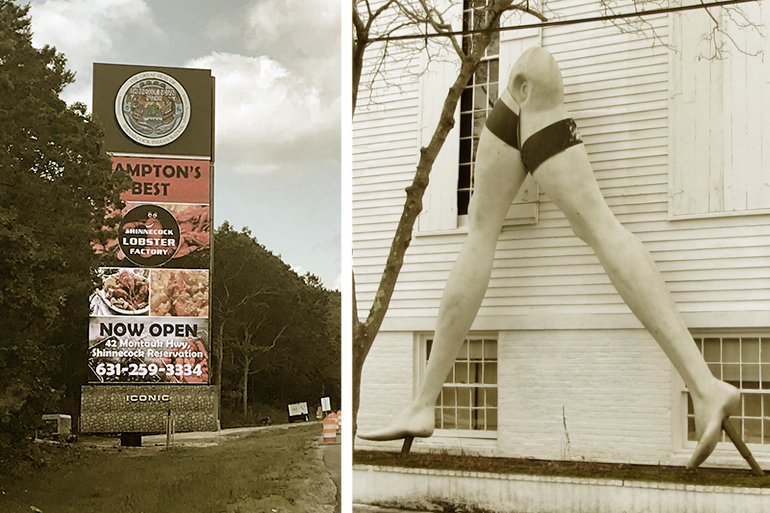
113, 156, 210, 204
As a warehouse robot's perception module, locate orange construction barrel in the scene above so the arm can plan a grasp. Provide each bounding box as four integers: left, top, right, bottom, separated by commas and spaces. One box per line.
323, 413, 337, 443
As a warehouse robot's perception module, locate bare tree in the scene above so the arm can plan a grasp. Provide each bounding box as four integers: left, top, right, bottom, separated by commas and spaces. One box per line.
229, 320, 286, 416
212, 259, 270, 388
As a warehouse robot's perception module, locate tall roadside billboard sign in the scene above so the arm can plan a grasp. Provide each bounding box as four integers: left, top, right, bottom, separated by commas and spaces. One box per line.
81, 64, 217, 435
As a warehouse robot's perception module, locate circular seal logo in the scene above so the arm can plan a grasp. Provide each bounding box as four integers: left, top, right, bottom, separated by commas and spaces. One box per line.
118, 204, 181, 267
115, 71, 191, 146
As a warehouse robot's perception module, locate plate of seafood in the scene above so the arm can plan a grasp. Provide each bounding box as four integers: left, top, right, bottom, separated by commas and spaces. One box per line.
100, 268, 150, 315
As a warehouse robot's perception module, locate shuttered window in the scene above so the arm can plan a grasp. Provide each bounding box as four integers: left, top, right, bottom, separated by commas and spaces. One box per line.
669, 5, 770, 218
417, 7, 539, 233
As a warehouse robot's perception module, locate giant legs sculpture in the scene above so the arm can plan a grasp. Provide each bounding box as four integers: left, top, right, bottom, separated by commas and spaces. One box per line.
359, 47, 762, 473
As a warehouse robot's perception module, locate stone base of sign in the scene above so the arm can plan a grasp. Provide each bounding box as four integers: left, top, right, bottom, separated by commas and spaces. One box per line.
80, 384, 219, 433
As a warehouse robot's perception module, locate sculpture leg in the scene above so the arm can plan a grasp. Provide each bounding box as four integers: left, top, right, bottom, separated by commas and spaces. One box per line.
357, 124, 528, 444
531, 144, 741, 469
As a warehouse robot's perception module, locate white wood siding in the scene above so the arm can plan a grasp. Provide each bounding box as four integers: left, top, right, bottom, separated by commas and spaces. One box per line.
352, 1, 770, 331
353, 37, 423, 281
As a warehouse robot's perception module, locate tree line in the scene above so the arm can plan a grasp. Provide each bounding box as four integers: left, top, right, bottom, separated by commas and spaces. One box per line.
213, 223, 340, 427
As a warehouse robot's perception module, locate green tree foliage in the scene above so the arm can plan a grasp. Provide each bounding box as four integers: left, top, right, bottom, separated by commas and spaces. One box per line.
0, 1, 130, 454
213, 223, 340, 426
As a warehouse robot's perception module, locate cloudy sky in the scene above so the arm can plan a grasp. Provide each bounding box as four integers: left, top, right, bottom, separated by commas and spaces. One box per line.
25, 0, 342, 289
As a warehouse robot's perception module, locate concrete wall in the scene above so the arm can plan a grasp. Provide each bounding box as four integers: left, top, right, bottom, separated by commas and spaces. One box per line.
354, 465, 770, 513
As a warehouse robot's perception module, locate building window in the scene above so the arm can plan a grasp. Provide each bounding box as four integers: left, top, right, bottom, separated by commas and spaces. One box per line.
427, 336, 498, 431
687, 335, 770, 445
458, 0, 500, 216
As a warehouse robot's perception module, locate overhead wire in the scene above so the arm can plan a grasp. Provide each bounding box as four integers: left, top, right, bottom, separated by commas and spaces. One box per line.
365, 0, 758, 42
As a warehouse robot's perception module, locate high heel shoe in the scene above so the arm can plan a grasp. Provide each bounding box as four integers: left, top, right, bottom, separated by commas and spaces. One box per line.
356, 431, 421, 455
357, 430, 420, 454
687, 383, 763, 475
357, 405, 435, 455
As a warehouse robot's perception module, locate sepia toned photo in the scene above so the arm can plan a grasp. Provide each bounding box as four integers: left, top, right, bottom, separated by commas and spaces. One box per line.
1, 0, 341, 511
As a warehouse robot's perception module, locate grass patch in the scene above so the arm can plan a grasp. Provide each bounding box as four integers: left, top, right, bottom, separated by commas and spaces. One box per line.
1, 423, 337, 513
354, 450, 770, 489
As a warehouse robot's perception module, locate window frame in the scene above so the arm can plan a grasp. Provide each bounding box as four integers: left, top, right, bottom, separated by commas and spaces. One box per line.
457, 0, 502, 218
419, 333, 499, 439
680, 331, 770, 454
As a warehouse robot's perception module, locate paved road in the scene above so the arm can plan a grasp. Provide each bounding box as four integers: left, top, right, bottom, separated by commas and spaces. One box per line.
77, 422, 310, 448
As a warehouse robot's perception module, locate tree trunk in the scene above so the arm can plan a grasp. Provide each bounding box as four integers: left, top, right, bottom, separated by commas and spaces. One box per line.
216, 321, 225, 387
352, 34, 367, 112
242, 356, 250, 417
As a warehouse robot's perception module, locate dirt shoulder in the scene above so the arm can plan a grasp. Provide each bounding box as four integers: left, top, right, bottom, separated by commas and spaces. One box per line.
1, 422, 338, 513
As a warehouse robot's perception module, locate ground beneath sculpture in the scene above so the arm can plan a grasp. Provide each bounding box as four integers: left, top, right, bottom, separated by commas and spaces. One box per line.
354, 450, 770, 489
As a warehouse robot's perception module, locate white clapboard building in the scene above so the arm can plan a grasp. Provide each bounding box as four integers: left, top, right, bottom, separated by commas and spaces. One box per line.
353, 0, 770, 468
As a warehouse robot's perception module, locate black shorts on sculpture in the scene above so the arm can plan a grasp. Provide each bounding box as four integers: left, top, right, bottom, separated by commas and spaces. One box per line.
485, 98, 583, 174
484, 98, 520, 150
520, 117, 583, 173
